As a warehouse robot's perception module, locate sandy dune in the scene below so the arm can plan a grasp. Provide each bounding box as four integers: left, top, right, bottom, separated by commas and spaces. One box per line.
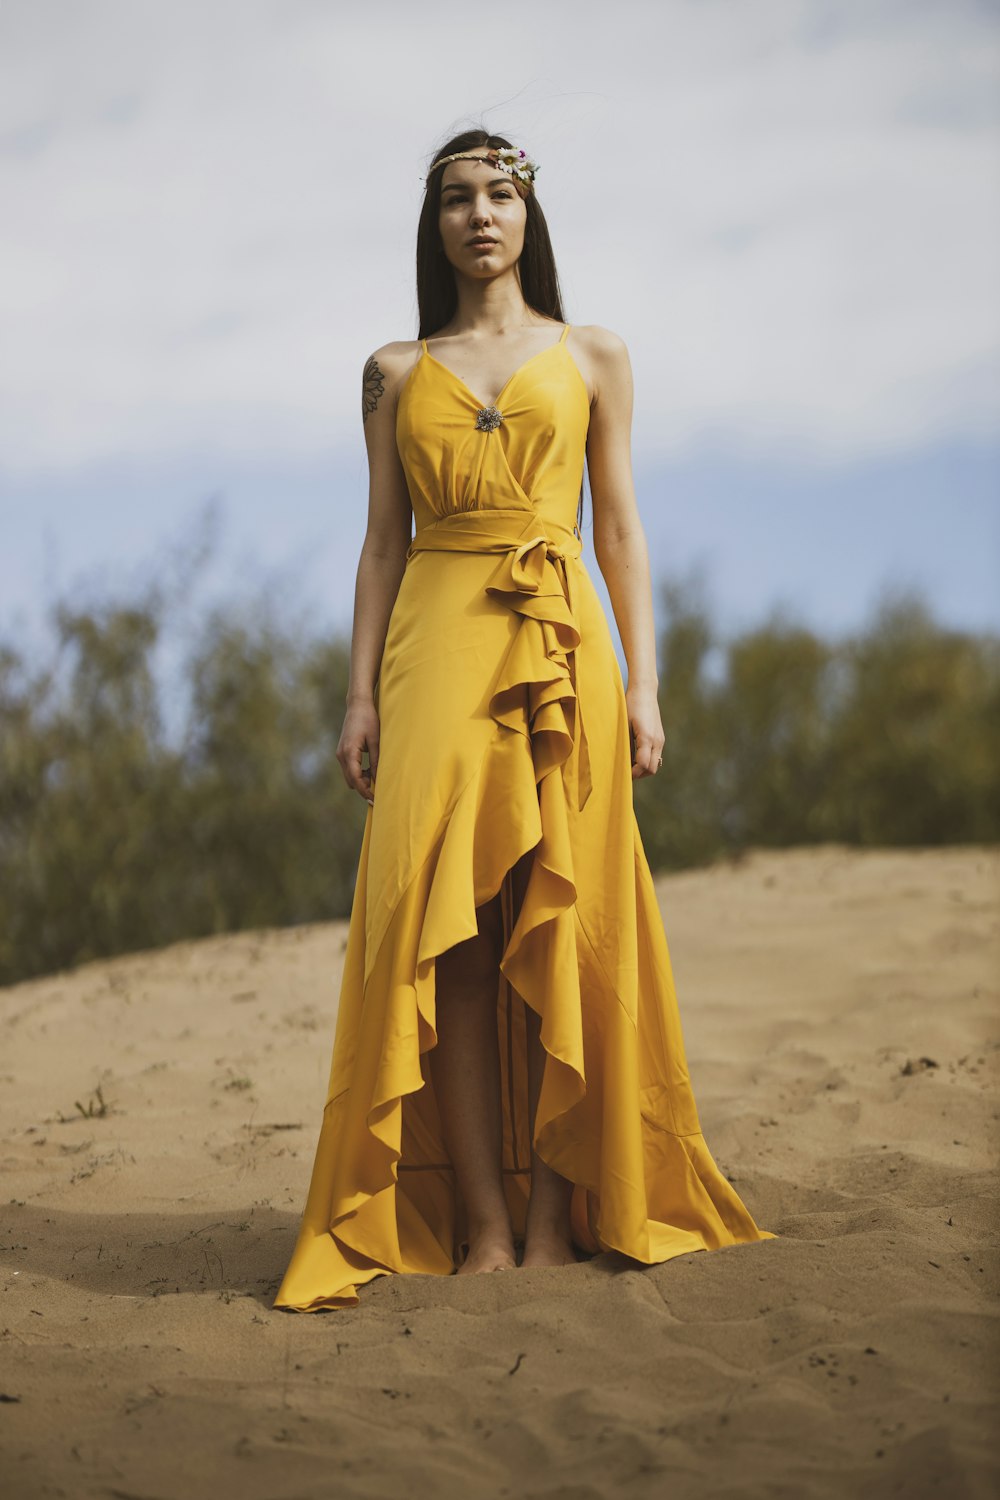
1, 845, 997, 1499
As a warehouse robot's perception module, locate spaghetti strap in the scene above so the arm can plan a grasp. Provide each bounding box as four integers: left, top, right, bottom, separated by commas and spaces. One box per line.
271, 292, 776, 1316
420, 337, 429, 353
559, 323, 571, 343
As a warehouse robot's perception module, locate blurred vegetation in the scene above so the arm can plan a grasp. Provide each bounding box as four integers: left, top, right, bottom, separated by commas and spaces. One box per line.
633, 577, 1000, 869
1, 538, 997, 986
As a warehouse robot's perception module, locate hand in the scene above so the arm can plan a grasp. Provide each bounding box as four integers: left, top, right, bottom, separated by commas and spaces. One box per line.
626, 685, 664, 781
337, 700, 380, 805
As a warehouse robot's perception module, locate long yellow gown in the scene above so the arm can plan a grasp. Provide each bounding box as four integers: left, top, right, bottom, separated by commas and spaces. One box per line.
273, 323, 776, 1311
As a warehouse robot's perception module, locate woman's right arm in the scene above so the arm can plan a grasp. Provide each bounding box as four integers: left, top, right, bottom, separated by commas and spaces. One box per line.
337, 343, 418, 805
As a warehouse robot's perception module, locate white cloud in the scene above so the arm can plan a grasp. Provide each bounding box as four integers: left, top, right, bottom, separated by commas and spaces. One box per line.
0, 0, 998, 477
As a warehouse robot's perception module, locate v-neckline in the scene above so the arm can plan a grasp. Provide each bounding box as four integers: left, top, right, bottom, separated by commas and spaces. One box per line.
422, 327, 568, 411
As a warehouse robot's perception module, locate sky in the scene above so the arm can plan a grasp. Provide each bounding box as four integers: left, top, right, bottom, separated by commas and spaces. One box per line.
1, 0, 998, 669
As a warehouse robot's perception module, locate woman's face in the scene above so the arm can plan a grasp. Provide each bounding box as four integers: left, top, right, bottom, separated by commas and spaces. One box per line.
437, 156, 527, 279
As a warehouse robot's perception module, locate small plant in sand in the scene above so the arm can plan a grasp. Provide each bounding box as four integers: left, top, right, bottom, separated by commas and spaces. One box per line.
54, 1083, 115, 1123
76, 1082, 111, 1117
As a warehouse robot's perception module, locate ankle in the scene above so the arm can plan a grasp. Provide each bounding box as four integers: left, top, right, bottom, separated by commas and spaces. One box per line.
524, 1211, 573, 1245
466, 1209, 514, 1242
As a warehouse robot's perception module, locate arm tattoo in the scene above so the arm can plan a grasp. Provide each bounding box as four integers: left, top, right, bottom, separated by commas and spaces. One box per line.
362, 356, 386, 424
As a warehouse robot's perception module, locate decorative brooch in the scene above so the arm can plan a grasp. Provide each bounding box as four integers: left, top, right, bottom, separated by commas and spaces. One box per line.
475, 406, 504, 433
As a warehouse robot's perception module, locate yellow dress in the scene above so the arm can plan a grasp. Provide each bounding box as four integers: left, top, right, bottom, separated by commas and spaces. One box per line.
273, 324, 776, 1311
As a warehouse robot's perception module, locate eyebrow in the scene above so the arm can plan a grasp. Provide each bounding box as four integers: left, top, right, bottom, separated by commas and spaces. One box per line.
441, 176, 513, 193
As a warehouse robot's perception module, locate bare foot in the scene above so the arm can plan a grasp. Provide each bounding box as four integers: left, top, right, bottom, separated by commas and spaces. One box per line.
457, 1227, 517, 1274
520, 1231, 578, 1268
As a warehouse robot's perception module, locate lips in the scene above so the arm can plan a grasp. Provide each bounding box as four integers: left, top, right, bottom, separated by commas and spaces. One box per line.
468, 239, 497, 249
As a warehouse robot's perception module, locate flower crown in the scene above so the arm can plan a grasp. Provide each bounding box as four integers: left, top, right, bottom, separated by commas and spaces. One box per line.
425, 144, 540, 196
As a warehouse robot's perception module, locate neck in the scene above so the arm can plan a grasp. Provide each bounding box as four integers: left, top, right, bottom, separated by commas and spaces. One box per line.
447, 266, 545, 336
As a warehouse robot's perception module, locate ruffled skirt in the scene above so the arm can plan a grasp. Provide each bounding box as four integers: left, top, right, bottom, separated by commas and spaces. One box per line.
274, 515, 775, 1310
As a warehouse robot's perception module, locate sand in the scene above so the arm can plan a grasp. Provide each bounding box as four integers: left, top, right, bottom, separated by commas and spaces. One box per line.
1, 844, 997, 1499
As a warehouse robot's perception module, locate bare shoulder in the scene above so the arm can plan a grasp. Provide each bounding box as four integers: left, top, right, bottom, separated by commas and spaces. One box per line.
364, 338, 423, 388
567, 324, 632, 408
367, 337, 421, 369
570, 324, 630, 363
361, 339, 422, 429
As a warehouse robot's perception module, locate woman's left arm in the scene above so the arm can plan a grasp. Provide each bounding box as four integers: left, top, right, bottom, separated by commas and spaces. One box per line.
583, 326, 664, 780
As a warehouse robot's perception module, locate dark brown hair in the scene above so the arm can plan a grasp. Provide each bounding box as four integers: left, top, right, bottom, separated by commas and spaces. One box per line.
415, 127, 584, 535
416, 128, 565, 341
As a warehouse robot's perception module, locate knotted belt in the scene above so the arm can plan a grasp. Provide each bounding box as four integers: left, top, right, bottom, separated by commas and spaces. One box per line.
406, 507, 593, 811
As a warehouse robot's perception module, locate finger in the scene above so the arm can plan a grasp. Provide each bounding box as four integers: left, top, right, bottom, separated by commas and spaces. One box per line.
337, 751, 357, 793
343, 743, 373, 801
358, 747, 375, 804
630, 731, 651, 776
635, 742, 661, 779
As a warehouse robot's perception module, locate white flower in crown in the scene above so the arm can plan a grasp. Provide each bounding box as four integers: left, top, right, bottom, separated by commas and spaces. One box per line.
493, 145, 540, 186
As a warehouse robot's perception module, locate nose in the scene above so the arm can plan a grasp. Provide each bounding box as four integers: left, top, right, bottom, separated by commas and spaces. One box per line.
469, 194, 493, 228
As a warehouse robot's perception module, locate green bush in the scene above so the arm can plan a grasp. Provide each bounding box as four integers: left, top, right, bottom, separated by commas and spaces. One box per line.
1, 545, 996, 986
635, 579, 1000, 871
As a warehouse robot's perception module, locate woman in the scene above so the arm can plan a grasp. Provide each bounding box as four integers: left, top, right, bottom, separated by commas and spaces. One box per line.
273, 128, 775, 1311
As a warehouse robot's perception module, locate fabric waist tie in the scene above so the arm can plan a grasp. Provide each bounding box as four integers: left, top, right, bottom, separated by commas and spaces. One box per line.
405, 508, 592, 811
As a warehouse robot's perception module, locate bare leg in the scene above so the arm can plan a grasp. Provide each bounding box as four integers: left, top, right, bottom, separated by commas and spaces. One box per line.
430, 891, 516, 1274
506, 853, 577, 1269
521, 1000, 577, 1267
